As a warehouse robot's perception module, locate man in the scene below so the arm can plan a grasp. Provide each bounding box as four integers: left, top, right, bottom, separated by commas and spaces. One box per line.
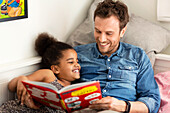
74, 0, 160, 113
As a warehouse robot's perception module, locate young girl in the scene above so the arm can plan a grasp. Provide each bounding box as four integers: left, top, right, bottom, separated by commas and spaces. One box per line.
0, 33, 81, 113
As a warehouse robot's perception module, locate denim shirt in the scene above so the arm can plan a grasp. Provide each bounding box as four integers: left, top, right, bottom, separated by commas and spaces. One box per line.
74, 42, 160, 113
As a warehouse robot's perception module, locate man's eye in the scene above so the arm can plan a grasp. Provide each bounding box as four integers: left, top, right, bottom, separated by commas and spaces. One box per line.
106, 33, 112, 35
95, 30, 101, 33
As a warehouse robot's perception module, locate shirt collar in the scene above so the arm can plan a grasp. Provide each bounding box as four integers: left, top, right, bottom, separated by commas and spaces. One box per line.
93, 42, 124, 58
93, 43, 102, 58
114, 42, 123, 57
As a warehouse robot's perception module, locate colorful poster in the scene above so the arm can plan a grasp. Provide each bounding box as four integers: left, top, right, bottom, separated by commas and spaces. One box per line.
0, 0, 27, 22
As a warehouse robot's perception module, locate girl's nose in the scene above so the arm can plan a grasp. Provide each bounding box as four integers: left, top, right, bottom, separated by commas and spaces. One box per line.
75, 63, 80, 68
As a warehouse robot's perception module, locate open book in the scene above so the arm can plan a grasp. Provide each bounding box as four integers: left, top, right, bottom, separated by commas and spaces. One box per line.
22, 80, 102, 113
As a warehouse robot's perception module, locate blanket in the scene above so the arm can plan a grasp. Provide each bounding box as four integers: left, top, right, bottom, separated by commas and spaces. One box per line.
154, 71, 170, 113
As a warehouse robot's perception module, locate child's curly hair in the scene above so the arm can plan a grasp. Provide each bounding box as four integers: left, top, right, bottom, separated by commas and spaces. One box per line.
35, 32, 73, 69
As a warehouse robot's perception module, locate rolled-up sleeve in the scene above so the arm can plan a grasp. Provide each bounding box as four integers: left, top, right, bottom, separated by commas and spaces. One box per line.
136, 52, 161, 113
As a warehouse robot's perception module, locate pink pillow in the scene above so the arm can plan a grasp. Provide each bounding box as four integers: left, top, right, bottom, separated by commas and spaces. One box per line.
154, 71, 170, 113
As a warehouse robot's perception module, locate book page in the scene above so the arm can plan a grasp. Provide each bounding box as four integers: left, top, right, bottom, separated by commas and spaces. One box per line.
22, 80, 64, 110
59, 81, 102, 112
23, 80, 59, 92
58, 81, 97, 93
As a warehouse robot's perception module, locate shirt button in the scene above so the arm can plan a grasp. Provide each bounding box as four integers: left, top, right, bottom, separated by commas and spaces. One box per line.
129, 67, 132, 69
108, 67, 111, 69
103, 90, 106, 93
107, 59, 110, 61
109, 75, 111, 78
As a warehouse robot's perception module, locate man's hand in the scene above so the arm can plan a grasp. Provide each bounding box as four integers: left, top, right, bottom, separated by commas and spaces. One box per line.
89, 96, 126, 112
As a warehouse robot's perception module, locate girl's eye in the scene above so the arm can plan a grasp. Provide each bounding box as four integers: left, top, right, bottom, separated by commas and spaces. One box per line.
68, 62, 74, 64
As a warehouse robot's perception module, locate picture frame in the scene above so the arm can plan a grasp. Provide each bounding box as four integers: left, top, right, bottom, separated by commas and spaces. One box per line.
0, 0, 28, 22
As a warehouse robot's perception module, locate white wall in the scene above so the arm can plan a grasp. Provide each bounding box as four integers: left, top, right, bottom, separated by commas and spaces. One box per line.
123, 0, 170, 55
1, 0, 170, 66
0, 0, 93, 65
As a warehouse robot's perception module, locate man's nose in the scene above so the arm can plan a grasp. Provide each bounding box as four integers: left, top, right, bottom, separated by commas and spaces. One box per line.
98, 33, 107, 42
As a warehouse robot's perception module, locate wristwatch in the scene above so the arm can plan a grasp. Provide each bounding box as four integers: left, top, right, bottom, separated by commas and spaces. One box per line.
124, 101, 131, 113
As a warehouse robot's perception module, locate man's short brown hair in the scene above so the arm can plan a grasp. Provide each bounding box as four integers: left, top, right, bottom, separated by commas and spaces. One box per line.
94, 0, 129, 31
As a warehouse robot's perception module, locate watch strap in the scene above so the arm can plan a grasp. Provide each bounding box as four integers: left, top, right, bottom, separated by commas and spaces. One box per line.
124, 101, 131, 113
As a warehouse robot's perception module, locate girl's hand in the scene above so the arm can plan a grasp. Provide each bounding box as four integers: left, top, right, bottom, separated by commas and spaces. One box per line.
15, 76, 41, 109
16, 76, 29, 104
24, 92, 41, 109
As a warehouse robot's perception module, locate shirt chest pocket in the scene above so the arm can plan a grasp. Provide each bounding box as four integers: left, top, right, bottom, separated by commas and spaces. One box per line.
110, 66, 138, 82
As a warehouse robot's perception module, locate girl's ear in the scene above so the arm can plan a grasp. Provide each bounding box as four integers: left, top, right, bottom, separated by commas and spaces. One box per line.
51, 65, 60, 74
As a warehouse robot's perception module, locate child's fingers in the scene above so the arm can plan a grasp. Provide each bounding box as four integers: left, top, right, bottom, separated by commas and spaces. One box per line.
21, 90, 27, 105
17, 82, 26, 100
17, 89, 22, 100
24, 95, 40, 109
16, 82, 23, 100
17, 87, 24, 100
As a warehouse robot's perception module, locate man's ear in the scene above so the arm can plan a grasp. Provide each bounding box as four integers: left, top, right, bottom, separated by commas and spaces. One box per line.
51, 65, 60, 74
120, 26, 127, 38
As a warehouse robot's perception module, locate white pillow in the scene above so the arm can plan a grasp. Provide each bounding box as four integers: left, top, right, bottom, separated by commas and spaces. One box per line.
123, 14, 170, 65
123, 14, 170, 55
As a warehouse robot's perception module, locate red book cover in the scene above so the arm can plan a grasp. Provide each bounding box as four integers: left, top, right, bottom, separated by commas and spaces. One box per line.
22, 80, 102, 113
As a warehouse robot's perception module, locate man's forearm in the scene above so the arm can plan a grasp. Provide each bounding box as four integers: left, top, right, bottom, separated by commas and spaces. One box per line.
129, 101, 149, 113
88, 96, 149, 113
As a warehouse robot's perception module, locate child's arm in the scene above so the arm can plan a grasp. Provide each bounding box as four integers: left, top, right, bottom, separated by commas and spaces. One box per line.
27, 69, 56, 82
8, 69, 55, 107
8, 69, 55, 92
8, 75, 28, 92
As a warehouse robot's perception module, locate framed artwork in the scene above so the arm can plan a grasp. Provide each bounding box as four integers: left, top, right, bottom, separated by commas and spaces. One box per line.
0, 0, 28, 22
